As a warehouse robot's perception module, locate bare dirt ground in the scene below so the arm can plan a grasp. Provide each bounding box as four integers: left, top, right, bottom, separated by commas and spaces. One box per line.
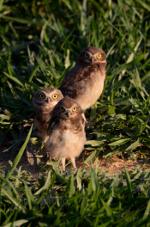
0, 145, 150, 176
91, 156, 150, 175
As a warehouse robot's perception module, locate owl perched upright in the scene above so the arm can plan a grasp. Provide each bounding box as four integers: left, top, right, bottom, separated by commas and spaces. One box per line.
32, 87, 63, 139
44, 96, 86, 171
60, 47, 107, 110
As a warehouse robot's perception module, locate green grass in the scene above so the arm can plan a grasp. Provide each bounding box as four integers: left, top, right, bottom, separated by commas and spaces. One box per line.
0, 0, 150, 226
0, 165, 150, 227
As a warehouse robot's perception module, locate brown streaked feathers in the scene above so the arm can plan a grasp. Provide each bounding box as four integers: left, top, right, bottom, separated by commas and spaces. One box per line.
44, 96, 86, 171
32, 87, 63, 139
60, 47, 107, 110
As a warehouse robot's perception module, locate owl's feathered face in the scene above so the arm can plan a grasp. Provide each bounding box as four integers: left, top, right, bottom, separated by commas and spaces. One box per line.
32, 87, 63, 111
54, 96, 83, 120
78, 47, 106, 65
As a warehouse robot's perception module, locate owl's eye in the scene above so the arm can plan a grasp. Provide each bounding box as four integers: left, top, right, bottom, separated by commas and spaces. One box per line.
94, 53, 102, 61
72, 106, 77, 112
98, 53, 102, 60
52, 93, 58, 100
84, 51, 90, 59
60, 105, 65, 111
37, 92, 46, 100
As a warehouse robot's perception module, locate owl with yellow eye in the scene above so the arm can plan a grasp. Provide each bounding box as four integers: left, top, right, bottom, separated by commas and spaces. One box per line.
44, 96, 86, 171
60, 47, 107, 111
32, 87, 63, 139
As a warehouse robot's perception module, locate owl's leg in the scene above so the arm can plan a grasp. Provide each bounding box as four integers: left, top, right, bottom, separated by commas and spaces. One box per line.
70, 158, 77, 170
61, 158, 66, 171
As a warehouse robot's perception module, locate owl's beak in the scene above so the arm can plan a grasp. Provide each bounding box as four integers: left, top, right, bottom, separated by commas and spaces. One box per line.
45, 97, 50, 103
100, 59, 107, 64
61, 107, 69, 118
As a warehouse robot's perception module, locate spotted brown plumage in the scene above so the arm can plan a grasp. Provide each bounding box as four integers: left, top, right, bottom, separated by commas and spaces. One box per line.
44, 96, 86, 171
32, 87, 63, 139
60, 47, 107, 110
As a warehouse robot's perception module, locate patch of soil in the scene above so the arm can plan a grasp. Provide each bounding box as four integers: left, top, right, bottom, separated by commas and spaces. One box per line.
81, 156, 150, 175
0, 145, 150, 176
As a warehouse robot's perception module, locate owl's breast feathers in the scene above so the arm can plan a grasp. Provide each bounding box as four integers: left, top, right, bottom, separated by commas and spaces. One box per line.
48, 116, 84, 136
35, 109, 52, 123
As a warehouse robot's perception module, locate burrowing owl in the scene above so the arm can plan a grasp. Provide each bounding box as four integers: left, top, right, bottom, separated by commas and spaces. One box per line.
32, 87, 63, 139
60, 47, 107, 110
44, 96, 86, 171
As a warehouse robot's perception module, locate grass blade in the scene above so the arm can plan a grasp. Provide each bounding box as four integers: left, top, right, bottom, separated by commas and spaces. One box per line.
126, 138, 141, 152
124, 168, 133, 199
109, 138, 131, 147
1, 188, 24, 210
6, 124, 33, 180
143, 200, 150, 221
69, 174, 75, 197
24, 183, 34, 210
3, 219, 28, 227
34, 170, 51, 195
119, 37, 142, 79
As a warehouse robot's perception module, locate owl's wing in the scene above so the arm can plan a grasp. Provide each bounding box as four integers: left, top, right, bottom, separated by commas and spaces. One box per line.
60, 64, 92, 98
47, 117, 59, 135
61, 64, 89, 84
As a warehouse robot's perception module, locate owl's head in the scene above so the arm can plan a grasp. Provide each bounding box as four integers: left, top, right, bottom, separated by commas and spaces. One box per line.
78, 47, 106, 65
54, 96, 83, 120
32, 87, 63, 110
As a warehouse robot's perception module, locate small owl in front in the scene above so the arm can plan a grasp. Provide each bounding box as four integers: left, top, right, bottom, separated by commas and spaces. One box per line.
60, 47, 107, 110
32, 87, 63, 139
44, 96, 86, 171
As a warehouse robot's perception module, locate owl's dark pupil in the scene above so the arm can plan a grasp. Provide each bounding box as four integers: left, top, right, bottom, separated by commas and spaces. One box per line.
85, 52, 90, 58
60, 106, 65, 111
38, 92, 46, 100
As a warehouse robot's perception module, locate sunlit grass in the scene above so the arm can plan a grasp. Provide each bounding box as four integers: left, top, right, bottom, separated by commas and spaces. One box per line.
0, 0, 150, 226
